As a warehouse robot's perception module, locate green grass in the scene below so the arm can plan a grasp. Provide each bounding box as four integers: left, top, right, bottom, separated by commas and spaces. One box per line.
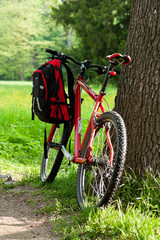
0, 81, 44, 177
0, 81, 159, 240
52, 171, 160, 240
0, 81, 116, 175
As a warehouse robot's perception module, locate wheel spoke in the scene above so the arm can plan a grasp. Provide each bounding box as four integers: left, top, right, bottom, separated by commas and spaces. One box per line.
77, 111, 127, 209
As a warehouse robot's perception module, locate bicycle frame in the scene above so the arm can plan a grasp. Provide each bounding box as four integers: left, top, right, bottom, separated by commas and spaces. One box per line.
74, 75, 103, 163
47, 64, 115, 165
74, 70, 115, 165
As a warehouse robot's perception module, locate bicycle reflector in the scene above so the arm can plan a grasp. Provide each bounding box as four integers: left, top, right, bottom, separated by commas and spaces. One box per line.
109, 71, 116, 76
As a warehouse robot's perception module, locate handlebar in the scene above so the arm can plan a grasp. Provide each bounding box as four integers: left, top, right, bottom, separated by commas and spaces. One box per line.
45, 48, 81, 66
45, 48, 131, 75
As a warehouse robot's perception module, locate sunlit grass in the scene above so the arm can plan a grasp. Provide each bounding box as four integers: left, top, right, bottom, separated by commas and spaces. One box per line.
51, 171, 160, 240
0, 81, 45, 178
0, 81, 159, 240
0, 81, 117, 179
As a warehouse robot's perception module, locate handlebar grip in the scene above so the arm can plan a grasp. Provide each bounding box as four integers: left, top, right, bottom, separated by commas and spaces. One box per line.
45, 49, 60, 56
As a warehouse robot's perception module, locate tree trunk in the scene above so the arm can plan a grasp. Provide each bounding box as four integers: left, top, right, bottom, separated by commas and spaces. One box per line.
19, 70, 24, 81
114, 0, 160, 175
67, 28, 72, 49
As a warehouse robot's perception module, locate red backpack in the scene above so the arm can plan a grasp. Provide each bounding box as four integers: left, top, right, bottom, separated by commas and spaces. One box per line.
31, 59, 74, 124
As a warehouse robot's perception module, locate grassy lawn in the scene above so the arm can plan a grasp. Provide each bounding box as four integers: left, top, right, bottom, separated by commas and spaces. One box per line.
0, 81, 116, 178
0, 81, 160, 240
0, 81, 43, 177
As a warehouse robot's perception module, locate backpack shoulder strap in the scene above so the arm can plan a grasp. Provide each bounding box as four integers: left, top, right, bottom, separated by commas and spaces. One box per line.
61, 62, 75, 118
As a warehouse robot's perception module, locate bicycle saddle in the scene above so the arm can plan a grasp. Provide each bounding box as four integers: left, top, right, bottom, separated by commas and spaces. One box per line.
107, 53, 131, 65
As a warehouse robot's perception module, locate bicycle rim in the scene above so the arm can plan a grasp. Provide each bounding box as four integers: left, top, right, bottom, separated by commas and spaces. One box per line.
77, 111, 127, 209
41, 122, 70, 182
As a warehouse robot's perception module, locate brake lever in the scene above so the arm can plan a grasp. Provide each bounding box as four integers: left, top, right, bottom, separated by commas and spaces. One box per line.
92, 69, 104, 75
94, 66, 120, 75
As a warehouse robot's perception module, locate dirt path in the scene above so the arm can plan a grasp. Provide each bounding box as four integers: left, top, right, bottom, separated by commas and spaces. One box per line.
0, 184, 60, 240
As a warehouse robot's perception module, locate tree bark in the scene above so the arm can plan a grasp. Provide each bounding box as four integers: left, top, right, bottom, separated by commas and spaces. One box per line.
67, 28, 72, 49
114, 0, 160, 175
19, 70, 24, 81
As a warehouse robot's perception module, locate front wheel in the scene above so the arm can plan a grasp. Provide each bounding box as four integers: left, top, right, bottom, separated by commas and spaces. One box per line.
77, 111, 127, 209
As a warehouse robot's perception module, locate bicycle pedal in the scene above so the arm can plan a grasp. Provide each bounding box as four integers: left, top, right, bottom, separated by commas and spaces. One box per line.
61, 145, 73, 162
48, 142, 62, 150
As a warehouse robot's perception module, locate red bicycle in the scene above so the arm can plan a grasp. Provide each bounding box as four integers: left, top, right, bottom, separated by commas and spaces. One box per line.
40, 49, 131, 209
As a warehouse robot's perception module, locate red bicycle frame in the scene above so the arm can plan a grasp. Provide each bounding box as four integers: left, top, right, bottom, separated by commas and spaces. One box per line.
46, 60, 119, 166
73, 75, 114, 165
46, 73, 114, 165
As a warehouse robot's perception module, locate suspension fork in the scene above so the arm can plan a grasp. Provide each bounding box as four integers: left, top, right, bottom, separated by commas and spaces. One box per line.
105, 127, 114, 166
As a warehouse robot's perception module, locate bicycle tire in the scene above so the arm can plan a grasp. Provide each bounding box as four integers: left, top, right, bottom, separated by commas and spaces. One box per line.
77, 111, 127, 209
40, 122, 71, 183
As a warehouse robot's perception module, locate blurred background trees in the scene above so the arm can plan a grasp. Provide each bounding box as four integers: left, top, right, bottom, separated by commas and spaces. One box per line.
52, 0, 130, 62
0, 0, 70, 80
0, 0, 130, 81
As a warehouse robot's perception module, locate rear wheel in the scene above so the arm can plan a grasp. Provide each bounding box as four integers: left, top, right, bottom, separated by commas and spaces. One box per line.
40, 122, 71, 183
77, 111, 127, 209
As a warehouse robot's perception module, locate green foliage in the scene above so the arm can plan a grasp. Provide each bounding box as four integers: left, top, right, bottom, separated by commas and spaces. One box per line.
115, 171, 160, 216
0, 0, 131, 81
52, 172, 160, 240
52, 0, 131, 63
82, 206, 160, 240
0, 0, 68, 80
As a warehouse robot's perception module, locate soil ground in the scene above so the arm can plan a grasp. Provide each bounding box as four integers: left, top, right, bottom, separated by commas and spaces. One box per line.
0, 183, 61, 240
